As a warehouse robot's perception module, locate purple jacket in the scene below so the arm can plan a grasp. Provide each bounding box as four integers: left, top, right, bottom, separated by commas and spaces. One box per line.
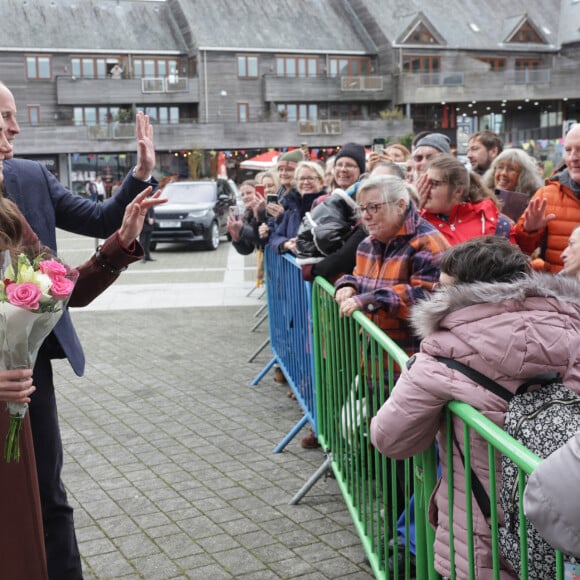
370, 272, 580, 579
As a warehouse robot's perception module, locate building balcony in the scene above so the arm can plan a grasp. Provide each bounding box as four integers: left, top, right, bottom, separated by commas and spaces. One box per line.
264, 74, 393, 103
56, 76, 199, 106
14, 117, 412, 156
396, 67, 578, 105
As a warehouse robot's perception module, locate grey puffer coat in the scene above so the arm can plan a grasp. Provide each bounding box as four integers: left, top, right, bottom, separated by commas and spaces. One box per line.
370, 272, 580, 580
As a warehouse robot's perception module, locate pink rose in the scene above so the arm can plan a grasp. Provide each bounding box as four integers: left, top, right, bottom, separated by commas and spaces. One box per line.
6, 282, 42, 310
49, 275, 75, 300
39, 260, 67, 278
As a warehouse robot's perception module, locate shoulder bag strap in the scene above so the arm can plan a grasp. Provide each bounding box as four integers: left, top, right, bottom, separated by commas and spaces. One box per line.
435, 356, 512, 520
516, 372, 561, 395
435, 356, 513, 403
449, 420, 492, 519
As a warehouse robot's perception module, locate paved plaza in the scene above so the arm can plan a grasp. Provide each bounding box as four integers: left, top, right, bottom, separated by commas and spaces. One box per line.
51, 232, 375, 579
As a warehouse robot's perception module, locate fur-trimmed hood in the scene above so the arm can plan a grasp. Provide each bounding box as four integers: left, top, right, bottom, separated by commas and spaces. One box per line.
411, 272, 580, 339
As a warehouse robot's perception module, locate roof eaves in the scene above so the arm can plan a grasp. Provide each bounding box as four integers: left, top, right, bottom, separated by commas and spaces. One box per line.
196, 46, 373, 55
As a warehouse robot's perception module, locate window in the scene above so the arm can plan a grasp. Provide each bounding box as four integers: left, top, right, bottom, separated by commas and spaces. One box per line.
402, 55, 441, 84
275, 56, 318, 78
507, 19, 546, 44
475, 57, 506, 71
136, 106, 179, 124
27, 105, 41, 126
402, 22, 441, 45
328, 57, 371, 77
515, 58, 542, 83
238, 103, 249, 123
73, 106, 123, 126
328, 103, 368, 120
277, 103, 317, 122
132, 58, 178, 79
26, 56, 51, 80
237, 55, 258, 78
70, 57, 108, 79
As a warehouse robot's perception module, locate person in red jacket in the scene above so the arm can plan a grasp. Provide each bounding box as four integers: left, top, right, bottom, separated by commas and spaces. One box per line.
514, 123, 580, 272
417, 154, 515, 245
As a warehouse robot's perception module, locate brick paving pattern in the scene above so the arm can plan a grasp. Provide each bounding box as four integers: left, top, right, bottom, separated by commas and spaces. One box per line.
53, 304, 375, 579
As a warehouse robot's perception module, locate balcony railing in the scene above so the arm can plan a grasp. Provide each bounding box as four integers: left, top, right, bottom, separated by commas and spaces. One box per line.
141, 76, 189, 93
511, 68, 551, 84
340, 76, 384, 91
87, 123, 136, 140
410, 71, 465, 87
407, 68, 551, 87
297, 119, 342, 135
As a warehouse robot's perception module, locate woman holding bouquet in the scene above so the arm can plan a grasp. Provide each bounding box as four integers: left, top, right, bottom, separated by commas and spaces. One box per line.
0, 118, 166, 580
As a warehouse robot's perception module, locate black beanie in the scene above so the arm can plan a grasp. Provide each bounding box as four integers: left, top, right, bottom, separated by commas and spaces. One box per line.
335, 143, 366, 174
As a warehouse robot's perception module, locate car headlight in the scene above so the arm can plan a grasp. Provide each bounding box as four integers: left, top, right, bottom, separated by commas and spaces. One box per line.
187, 209, 210, 218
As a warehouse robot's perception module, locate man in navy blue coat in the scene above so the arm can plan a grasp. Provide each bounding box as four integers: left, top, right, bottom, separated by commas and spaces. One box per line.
0, 81, 156, 579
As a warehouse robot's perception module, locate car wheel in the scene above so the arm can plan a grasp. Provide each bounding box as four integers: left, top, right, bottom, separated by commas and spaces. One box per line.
204, 221, 220, 250
149, 242, 157, 251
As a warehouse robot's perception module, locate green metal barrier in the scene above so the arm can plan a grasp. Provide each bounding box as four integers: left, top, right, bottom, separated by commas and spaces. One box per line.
312, 276, 438, 580
312, 275, 569, 580
445, 402, 567, 580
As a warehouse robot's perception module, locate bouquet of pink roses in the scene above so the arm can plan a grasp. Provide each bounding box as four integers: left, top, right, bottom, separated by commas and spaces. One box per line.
0, 251, 78, 462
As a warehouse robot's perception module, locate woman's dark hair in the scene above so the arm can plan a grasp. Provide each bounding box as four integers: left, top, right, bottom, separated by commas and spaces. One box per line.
440, 236, 530, 284
0, 186, 23, 250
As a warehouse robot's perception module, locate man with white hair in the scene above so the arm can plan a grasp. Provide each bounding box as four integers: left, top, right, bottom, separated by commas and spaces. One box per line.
515, 123, 580, 273
0, 80, 156, 579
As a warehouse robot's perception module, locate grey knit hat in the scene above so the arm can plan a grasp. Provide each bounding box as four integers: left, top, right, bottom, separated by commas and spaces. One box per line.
415, 133, 451, 154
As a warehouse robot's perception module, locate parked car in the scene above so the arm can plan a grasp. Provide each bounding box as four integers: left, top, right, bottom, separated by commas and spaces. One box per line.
151, 179, 236, 250
228, 179, 244, 212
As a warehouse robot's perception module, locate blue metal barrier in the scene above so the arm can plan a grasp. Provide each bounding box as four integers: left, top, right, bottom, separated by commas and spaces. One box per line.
251, 247, 316, 453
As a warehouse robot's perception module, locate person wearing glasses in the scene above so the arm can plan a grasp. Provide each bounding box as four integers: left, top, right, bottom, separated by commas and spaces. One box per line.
417, 154, 516, 246
333, 142, 366, 192
269, 161, 326, 254
333, 174, 449, 562
334, 174, 449, 357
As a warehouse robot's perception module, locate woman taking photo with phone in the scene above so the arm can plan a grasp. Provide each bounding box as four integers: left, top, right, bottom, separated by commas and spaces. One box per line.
227, 180, 267, 255
269, 161, 326, 254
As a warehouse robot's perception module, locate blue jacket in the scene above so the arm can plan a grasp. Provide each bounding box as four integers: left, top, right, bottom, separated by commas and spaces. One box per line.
269, 188, 325, 253
3, 159, 154, 376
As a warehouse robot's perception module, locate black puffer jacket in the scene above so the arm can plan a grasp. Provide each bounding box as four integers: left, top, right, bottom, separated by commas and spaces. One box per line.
295, 189, 359, 265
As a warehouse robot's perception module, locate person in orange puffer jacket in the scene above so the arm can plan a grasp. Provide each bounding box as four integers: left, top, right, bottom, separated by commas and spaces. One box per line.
515, 124, 580, 273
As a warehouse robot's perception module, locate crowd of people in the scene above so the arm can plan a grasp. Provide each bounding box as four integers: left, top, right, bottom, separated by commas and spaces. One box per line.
229, 125, 580, 579
2, 65, 579, 577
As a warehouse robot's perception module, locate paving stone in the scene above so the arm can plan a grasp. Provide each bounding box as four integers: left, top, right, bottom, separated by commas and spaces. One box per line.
50, 261, 374, 579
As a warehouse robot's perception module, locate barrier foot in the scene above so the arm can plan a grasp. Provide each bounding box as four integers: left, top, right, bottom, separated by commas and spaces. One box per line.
246, 286, 259, 297
289, 453, 333, 505
254, 303, 267, 317
247, 337, 270, 363
274, 414, 309, 454
250, 356, 276, 386
251, 313, 268, 332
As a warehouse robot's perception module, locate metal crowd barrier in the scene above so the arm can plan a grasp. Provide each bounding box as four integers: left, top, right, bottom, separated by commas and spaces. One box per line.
305, 275, 434, 579
304, 275, 568, 580
253, 251, 570, 578
442, 402, 568, 580
251, 247, 316, 453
